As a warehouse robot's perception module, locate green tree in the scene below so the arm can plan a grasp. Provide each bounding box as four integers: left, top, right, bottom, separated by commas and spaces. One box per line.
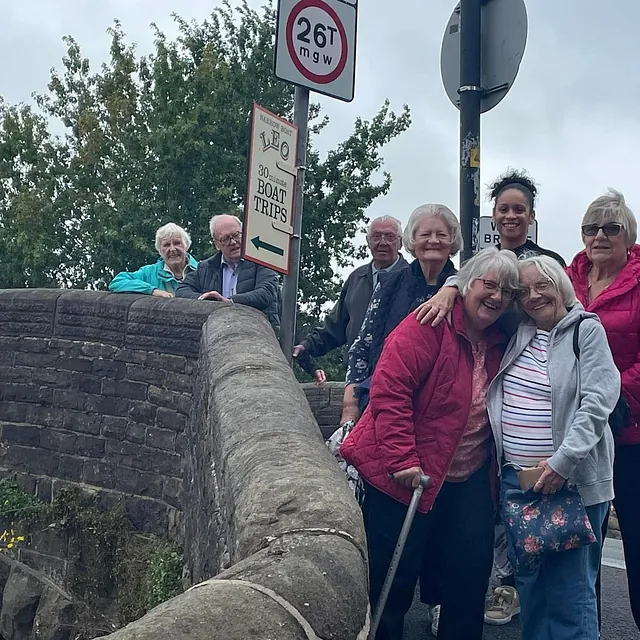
0, 1, 410, 378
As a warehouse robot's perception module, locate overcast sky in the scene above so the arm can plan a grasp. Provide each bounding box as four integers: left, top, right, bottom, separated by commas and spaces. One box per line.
2, 0, 639, 270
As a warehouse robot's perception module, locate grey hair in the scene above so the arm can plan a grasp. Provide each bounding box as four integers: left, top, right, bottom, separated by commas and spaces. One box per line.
209, 214, 242, 239
155, 223, 191, 253
518, 254, 578, 308
458, 248, 520, 296
366, 215, 403, 244
402, 204, 462, 257
582, 188, 637, 247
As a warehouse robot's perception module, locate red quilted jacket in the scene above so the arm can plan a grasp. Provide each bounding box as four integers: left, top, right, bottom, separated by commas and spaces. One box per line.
566, 245, 640, 446
340, 298, 507, 514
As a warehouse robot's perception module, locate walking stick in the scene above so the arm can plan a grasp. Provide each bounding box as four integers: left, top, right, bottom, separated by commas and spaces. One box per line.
369, 474, 431, 640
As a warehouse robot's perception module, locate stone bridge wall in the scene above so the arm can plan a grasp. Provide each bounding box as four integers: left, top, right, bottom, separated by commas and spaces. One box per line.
0, 290, 368, 639
0, 289, 218, 544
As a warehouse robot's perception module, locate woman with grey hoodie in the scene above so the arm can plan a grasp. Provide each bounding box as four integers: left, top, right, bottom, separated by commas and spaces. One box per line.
486, 254, 619, 640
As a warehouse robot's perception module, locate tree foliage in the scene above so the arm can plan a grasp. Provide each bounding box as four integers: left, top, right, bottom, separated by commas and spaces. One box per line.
0, 1, 410, 372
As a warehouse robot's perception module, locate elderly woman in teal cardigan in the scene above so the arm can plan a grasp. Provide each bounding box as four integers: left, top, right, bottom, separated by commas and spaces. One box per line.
109, 223, 198, 297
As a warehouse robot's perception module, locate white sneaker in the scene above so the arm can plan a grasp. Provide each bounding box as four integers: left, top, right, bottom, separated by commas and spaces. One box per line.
484, 586, 520, 625
426, 604, 440, 636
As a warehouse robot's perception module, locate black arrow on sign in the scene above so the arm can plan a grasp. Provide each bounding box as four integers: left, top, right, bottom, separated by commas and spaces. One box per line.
251, 236, 284, 256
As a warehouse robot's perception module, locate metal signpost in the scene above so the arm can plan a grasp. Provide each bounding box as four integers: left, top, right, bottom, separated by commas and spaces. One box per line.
441, 0, 528, 261
478, 216, 538, 250
274, 0, 358, 363
242, 103, 299, 275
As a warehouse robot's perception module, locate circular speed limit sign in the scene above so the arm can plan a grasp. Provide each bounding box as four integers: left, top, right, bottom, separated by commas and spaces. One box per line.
285, 0, 349, 84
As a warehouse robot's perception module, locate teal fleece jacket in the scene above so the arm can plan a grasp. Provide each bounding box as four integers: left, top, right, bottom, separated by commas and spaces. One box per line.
109, 255, 198, 295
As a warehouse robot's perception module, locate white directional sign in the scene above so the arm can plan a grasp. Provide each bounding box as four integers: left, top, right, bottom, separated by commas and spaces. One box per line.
274, 0, 357, 102
479, 216, 538, 250
242, 104, 298, 274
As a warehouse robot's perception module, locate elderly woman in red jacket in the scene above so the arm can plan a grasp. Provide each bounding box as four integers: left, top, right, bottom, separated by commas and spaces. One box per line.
341, 247, 520, 640
566, 189, 640, 631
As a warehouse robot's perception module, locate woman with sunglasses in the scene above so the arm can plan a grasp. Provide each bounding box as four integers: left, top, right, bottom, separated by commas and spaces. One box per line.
566, 189, 640, 631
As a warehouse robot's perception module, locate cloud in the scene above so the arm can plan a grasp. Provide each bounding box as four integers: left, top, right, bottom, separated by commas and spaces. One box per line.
1, 0, 639, 273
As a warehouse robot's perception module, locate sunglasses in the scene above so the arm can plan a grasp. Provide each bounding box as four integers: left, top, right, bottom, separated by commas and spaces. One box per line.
581, 223, 622, 237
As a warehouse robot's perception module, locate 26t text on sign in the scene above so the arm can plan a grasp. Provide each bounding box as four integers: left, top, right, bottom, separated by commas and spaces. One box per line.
274, 0, 358, 102
242, 104, 298, 274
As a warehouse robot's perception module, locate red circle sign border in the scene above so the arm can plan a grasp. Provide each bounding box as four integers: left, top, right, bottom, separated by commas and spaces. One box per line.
285, 0, 349, 85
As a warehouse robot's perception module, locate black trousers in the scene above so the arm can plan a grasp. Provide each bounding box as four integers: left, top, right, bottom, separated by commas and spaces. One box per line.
613, 444, 640, 631
363, 464, 494, 640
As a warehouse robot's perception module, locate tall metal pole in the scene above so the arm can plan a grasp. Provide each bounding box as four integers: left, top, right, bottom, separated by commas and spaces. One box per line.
280, 86, 310, 364
459, 0, 482, 262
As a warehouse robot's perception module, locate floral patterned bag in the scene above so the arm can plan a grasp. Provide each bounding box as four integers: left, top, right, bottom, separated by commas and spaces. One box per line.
502, 487, 597, 571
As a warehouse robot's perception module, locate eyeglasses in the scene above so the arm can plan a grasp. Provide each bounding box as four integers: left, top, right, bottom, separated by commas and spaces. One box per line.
517, 280, 552, 300
479, 279, 517, 300
581, 223, 622, 237
370, 233, 400, 243
216, 231, 242, 246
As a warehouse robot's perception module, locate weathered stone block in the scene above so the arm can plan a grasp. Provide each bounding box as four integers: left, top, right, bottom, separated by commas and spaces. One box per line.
128, 401, 157, 425
156, 408, 187, 433
0, 402, 28, 423
113, 348, 147, 365
124, 496, 169, 535
105, 440, 152, 472
32, 585, 75, 640
162, 477, 184, 509
175, 433, 189, 456
80, 343, 118, 359
0, 384, 41, 404
31, 368, 71, 388
6, 446, 58, 476
0, 561, 44, 639
18, 548, 67, 586
0, 424, 40, 448
165, 372, 193, 394
151, 450, 182, 478
25, 406, 64, 430
116, 467, 163, 500
75, 374, 102, 396
101, 416, 127, 441
56, 357, 93, 373
83, 461, 116, 490
92, 358, 126, 379
148, 386, 180, 410
62, 411, 101, 435
145, 427, 176, 452
14, 352, 59, 368
125, 364, 166, 386
0, 366, 32, 384
52, 390, 85, 411
124, 422, 146, 445
75, 434, 105, 458
102, 378, 147, 401
83, 394, 129, 418
145, 353, 187, 373
40, 429, 76, 455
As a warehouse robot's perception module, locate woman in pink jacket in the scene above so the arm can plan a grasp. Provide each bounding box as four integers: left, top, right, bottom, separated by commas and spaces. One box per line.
565, 189, 640, 630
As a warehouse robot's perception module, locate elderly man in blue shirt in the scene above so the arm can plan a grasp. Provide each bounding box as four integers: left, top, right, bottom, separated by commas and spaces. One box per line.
176, 214, 281, 334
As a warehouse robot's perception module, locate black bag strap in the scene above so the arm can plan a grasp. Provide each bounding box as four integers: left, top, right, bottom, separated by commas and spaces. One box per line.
573, 316, 587, 359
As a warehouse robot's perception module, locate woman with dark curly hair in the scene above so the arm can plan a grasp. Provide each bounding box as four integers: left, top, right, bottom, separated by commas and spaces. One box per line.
412, 170, 568, 628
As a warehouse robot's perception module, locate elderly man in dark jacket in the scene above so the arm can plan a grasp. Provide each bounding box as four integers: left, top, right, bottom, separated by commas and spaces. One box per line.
293, 215, 408, 363
176, 215, 280, 334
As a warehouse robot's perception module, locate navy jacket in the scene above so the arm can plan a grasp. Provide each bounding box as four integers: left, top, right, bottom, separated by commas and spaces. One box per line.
176, 254, 280, 334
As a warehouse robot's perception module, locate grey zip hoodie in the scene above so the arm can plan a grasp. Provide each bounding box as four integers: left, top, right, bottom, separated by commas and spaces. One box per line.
486, 303, 619, 506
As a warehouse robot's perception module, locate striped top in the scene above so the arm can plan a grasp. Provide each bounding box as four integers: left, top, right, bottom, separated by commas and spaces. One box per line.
502, 330, 555, 467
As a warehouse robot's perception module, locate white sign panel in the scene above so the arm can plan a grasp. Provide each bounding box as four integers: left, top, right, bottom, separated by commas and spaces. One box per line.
479, 216, 538, 250
242, 104, 298, 274
274, 0, 358, 102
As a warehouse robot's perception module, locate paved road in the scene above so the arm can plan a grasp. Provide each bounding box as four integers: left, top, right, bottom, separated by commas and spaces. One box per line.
405, 539, 640, 639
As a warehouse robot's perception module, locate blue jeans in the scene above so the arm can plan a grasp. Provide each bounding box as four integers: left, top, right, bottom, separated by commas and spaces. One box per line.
501, 466, 608, 640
